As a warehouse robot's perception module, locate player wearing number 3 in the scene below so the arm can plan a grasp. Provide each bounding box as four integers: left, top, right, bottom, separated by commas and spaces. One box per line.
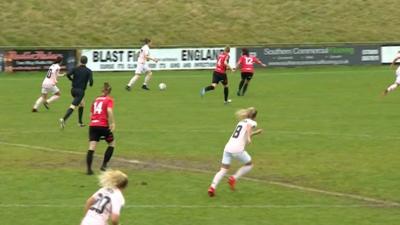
80, 170, 128, 225
86, 82, 116, 175
208, 107, 262, 197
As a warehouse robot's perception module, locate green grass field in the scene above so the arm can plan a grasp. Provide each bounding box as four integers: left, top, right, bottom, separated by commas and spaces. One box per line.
0, 0, 399, 47
1, 66, 400, 225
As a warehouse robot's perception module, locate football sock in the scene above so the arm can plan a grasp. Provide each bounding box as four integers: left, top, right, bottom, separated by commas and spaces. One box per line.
224, 87, 229, 101
144, 74, 152, 86
46, 95, 60, 104
128, 75, 140, 87
205, 86, 215, 92
86, 150, 95, 171
78, 107, 84, 124
211, 168, 228, 189
33, 97, 44, 109
102, 146, 114, 168
387, 83, 398, 92
63, 108, 74, 121
238, 79, 245, 92
233, 165, 253, 180
242, 83, 249, 95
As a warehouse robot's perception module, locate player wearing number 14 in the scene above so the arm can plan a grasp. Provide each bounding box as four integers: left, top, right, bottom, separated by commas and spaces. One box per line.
208, 107, 263, 197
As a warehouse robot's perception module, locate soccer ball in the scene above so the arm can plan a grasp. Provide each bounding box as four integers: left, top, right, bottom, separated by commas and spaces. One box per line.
158, 83, 167, 90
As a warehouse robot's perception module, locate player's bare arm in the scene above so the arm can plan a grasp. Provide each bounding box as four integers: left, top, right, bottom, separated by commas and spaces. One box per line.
225, 58, 234, 72
145, 54, 158, 63
391, 56, 400, 68
110, 214, 120, 225
107, 107, 115, 132
251, 128, 263, 136
83, 196, 96, 214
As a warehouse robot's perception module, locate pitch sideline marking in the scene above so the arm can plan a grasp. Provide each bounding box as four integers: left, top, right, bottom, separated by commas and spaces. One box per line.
0, 141, 399, 207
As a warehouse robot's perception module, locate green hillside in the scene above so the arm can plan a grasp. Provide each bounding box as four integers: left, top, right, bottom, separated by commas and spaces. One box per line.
0, 0, 399, 47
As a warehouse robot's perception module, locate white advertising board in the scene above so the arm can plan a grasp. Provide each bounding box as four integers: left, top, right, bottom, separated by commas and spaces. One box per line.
381, 46, 400, 63
81, 47, 236, 71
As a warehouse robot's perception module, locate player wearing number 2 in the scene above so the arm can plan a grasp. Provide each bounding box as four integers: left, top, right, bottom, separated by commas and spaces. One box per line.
86, 82, 116, 175
200, 46, 235, 104
80, 169, 128, 225
208, 107, 262, 197
32, 56, 64, 112
236, 48, 266, 96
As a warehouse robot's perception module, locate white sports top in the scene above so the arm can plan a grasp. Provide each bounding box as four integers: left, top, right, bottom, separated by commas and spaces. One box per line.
137, 44, 150, 64
81, 187, 125, 225
42, 63, 60, 87
224, 119, 257, 153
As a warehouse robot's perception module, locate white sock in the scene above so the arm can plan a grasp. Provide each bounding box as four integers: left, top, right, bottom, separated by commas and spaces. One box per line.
144, 74, 152, 86
211, 168, 228, 189
47, 95, 60, 104
128, 75, 140, 87
33, 97, 44, 109
233, 165, 253, 180
387, 83, 398, 92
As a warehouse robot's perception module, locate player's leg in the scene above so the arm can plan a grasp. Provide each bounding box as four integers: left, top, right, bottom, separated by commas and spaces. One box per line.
142, 66, 152, 90
45, 86, 61, 106
237, 73, 246, 96
222, 75, 231, 104
201, 72, 219, 96
384, 72, 400, 95
229, 151, 253, 190
209, 152, 231, 197
241, 75, 252, 96
32, 92, 47, 112
87, 126, 101, 175
100, 130, 115, 171
60, 88, 84, 128
126, 65, 144, 91
78, 99, 85, 127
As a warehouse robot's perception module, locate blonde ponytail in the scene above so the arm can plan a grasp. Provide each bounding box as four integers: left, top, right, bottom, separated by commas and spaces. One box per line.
235, 107, 258, 120
99, 170, 128, 189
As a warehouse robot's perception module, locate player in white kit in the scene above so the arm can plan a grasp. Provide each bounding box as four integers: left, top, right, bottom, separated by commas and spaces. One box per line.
383, 51, 400, 95
80, 170, 128, 225
32, 56, 64, 112
126, 38, 158, 91
208, 107, 262, 197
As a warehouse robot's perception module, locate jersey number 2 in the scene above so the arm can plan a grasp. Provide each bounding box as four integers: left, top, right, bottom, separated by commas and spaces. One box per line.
232, 125, 243, 138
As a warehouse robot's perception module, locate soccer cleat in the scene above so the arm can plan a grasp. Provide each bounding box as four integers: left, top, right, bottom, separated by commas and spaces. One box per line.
383, 89, 389, 96
32, 108, 38, 112
142, 85, 150, 90
125, 85, 131, 91
228, 176, 236, 191
87, 169, 94, 175
208, 186, 216, 197
237, 90, 241, 96
224, 99, 232, 104
43, 101, 50, 110
100, 165, 107, 171
59, 118, 66, 129
200, 88, 205, 97
78, 123, 86, 127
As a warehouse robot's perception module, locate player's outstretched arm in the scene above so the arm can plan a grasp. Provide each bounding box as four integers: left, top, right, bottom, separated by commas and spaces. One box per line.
83, 196, 96, 214
251, 128, 263, 137
391, 56, 400, 68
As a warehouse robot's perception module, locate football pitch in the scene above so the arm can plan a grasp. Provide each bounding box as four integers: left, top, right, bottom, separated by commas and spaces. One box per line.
0, 66, 399, 225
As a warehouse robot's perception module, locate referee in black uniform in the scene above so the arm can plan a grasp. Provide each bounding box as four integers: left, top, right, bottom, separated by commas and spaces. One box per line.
59, 56, 93, 128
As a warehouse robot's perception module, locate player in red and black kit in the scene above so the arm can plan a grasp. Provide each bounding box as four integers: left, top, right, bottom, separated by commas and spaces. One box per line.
86, 82, 116, 175
236, 48, 266, 96
200, 46, 235, 104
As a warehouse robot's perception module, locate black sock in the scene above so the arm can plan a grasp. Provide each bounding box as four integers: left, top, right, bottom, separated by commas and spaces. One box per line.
242, 83, 249, 95
63, 108, 74, 121
102, 146, 114, 168
205, 86, 215, 92
224, 87, 229, 101
86, 150, 95, 172
238, 79, 245, 92
78, 107, 84, 124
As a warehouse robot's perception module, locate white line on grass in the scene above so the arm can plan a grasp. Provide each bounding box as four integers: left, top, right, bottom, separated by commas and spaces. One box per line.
0, 203, 393, 209
1, 141, 399, 207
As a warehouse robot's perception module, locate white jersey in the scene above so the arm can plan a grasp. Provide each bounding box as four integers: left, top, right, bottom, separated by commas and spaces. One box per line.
81, 187, 125, 225
396, 54, 400, 76
137, 44, 150, 64
42, 64, 61, 88
224, 119, 257, 153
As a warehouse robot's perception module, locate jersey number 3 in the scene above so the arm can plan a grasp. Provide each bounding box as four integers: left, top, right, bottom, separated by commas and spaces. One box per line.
232, 125, 243, 138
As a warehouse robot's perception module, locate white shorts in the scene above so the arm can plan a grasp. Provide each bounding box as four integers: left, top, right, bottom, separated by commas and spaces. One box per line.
135, 63, 150, 74
221, 151, 252, 165
41, 85, 60, 94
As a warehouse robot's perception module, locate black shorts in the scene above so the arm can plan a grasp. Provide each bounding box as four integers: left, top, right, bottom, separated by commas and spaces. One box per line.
89, 126, 114, 143
212, 71, 228, 85
241, 72, 254, 80
71, 88, 85, 106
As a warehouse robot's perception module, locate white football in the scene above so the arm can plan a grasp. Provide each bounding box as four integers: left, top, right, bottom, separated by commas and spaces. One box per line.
158, 83, 167, 90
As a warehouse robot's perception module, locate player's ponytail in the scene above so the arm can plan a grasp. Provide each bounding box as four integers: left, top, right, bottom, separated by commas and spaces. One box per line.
99, 170, 128, 189
236, 107, 258, 120
141, 38, 151, 44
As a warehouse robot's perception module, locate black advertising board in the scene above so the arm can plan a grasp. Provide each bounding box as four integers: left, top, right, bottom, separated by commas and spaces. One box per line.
239, 45, 380, 67
3, 50, 76, 72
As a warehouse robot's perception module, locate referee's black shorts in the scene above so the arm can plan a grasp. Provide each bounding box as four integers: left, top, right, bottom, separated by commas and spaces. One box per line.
70, 88, 85, 106
89, 126, 114, 143
212, 71, 228, 85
